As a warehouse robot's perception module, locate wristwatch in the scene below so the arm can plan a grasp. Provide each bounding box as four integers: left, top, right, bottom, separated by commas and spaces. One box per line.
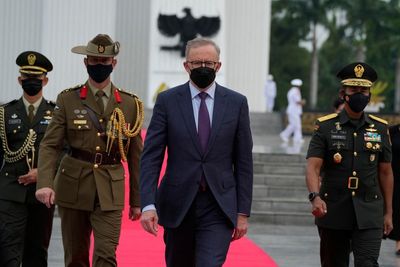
308, 192, 320, 202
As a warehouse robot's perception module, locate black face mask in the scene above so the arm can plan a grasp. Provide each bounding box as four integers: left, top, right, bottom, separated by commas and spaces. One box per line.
22, 78, 43, 96
345, 92, 370, 113
87, 64, 113, 83
190, 67, 216, 89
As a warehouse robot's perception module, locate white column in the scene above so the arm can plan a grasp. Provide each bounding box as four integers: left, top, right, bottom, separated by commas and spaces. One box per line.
224, 0, 271, 112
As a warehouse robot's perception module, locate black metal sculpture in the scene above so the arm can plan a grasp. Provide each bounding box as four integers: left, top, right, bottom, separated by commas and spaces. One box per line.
158, 7, 221, 57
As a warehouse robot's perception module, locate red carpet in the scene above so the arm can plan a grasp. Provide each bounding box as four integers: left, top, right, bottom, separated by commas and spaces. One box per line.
93, 130, 278, 266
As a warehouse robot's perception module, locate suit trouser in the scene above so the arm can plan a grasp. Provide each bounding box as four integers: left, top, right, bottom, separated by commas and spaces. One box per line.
318, 226, 382, 267
0, 199, 54, 267
58, 205, 122, 267
163, 189, 234, 267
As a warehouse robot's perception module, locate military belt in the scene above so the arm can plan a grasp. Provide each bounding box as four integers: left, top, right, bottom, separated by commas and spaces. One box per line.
70, 148, 121, 165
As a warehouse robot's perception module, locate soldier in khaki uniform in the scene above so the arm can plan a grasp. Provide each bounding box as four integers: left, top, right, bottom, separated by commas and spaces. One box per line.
0, 51, 55, 267
306, 62, 393, 267
35, 34, 144, 267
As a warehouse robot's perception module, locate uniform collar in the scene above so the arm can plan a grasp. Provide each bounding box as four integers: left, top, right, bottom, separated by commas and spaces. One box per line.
88, 80, 112, 98
339, 110, 373, 126
22, 96, 42, 110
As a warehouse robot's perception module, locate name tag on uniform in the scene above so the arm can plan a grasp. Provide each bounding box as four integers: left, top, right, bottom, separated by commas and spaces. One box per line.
331, 134, 346, 140
73, 119, 87, 125
8, 119, 21, 124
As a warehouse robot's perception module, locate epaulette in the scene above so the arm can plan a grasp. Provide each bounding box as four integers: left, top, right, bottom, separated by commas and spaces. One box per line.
369, 114, 388, 125
317, 113, 338, 123
1, 99, 18, 107
60, 84, 84, 94
117, 88, 139, 98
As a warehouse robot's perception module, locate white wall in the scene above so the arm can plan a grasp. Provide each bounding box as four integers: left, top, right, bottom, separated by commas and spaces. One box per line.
0, 0, 271, 112
147, 0, 225, 106
0, 0, 146, 103
225, 0, 271, 112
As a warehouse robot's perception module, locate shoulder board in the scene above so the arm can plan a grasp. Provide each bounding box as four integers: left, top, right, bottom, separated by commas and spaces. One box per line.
46, 100, 56, 106
317, 113, 338, 123
369, 114, 388, 125
117, 88, 138, 98
1, 99, 18, 107
60, 84, 84, 94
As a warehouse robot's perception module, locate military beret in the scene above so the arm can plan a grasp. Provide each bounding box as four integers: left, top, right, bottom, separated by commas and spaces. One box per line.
336, 62, 377, 88
16, 51, 53, 75
291, 79, 303, 87
71, 34, 120, 57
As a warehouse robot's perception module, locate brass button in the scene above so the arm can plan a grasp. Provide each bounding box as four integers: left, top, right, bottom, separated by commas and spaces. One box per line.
97, 132, 101, 137
353, 152, 357, 156
352, 191, 355, 196
78, 125, 82, 129
99, 119, 103, 123
18, 126, 21, 129
96, 146, 101, 151
324, 193, 328, 197
62, 169, 65, 173
94, 164, 99, 168
366, 142, 372, 149
13, 130, 17, 134
28, 158, 32, 162
353, 171, 357, 176
374, 195, 378, 199
5, 172, 8, 176
353, 132, 357, 137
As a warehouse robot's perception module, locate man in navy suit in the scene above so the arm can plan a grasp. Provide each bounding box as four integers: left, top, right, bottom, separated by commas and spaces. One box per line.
140, 37, 253, 267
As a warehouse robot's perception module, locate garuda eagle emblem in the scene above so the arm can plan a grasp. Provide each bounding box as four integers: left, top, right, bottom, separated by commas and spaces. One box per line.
158, 7, 221, 57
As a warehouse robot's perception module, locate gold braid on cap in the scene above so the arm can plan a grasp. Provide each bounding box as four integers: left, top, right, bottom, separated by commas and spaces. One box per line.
106, 97, 144, 161
0, 107, 37, 168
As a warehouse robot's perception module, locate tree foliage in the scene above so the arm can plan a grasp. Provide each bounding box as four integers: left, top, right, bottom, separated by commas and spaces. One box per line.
270, 0, 400, 112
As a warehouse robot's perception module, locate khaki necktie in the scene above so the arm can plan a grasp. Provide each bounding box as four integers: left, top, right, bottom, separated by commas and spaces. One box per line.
28, 104, 35, 122
96, 90, 105, 113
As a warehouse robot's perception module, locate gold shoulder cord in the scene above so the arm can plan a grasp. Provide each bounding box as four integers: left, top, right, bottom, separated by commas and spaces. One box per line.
106, 97, 144, 161
0, 107, 37, 169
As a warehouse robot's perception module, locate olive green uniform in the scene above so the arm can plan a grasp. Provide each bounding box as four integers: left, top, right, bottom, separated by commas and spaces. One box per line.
0, 98, 55, 267
307, 110, 391, 267
37, 83, 143, 267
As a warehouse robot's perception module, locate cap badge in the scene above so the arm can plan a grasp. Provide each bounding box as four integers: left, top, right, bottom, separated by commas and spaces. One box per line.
98, 45, 105, 53
27, 54, 36, 65
354, 64, 364, 78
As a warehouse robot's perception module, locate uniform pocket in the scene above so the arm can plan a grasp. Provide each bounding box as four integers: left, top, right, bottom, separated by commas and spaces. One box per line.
107, 166, 125, 205
364, 190, 382, 202
55, 157, 83, 203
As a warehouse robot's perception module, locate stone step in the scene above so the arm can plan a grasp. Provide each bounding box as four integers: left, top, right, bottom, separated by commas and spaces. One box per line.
253, 153, 306, 163
252, 197, 310, 213
253, 184, 308, 199
250, 210, 315, 226
253, 162, 306, 175
250, 112, 283, 135
254, 173, 305, 187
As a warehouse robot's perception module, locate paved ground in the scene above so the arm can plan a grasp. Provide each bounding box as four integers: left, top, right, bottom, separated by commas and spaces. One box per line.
48, 217, 400, 267
47, 134, 400, 266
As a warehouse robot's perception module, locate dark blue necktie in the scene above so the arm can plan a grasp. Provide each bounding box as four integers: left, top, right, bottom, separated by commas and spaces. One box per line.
198, 92, 210, 190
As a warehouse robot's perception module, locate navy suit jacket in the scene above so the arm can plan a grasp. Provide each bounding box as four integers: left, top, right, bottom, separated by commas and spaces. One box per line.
140, 82, 253, 228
